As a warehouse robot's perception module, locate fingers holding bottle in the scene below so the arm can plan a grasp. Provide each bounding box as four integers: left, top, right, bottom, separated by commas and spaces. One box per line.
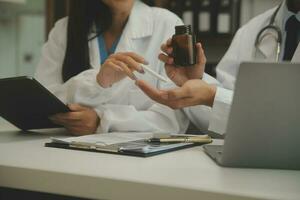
160, 39, 207, 78
187, 42, 206, 80
161, 38, 173, 55
197, 43, 206, 66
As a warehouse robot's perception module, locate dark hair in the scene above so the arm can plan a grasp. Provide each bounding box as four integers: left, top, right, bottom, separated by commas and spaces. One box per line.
62, 0, 112, 82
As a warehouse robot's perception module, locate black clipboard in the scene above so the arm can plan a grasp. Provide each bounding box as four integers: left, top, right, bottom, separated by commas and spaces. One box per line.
45, 140, 202, 157
0, 76, 70, 130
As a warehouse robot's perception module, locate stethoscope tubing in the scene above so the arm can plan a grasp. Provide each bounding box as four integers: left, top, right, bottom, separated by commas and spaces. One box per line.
254, 4, 282, 62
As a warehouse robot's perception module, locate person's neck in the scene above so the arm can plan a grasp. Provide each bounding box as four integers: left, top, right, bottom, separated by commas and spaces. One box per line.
108, 12, 130, 37
103, 11, 130, 50
287, 0, 300, 13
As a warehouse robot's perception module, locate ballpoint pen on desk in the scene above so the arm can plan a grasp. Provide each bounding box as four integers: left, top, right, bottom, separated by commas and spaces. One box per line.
170, 134, 210, 138
148, 135, 212, 144
140, 64, 169, 83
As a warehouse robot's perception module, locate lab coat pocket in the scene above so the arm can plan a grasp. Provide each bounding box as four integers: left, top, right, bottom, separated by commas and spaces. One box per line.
128, 89, 154, 110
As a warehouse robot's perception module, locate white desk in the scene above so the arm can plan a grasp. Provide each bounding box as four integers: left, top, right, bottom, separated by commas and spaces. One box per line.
0, 124, 300, 200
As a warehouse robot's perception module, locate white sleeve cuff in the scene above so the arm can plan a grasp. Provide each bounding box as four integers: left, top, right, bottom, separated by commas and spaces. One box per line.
94, 108, 108, 134
208, 87, 233, 134
202, 73, 220, 85
183, 105, 212, 132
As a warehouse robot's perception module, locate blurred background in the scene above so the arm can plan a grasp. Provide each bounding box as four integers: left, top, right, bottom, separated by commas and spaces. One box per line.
0, 0, 281, 125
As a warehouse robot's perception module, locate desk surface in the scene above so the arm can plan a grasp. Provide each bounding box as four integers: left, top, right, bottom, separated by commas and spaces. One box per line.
0, 124, 299, 200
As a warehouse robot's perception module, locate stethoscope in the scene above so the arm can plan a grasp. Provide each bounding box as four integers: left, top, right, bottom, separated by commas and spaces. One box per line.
255, 4, 282, 61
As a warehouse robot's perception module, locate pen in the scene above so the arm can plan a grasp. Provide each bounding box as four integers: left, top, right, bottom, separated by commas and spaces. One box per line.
170, 134, 210, 138
141, 64, 169, 82
148, 137, 212, 144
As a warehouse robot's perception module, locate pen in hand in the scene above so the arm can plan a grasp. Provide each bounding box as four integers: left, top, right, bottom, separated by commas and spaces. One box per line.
140, 64, 169, 83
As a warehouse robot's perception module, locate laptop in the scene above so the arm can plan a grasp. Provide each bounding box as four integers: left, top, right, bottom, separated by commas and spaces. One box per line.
204, 62, 300, 170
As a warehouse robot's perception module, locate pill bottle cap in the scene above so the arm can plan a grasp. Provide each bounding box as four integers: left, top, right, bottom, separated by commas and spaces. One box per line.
175, 25, 192, 35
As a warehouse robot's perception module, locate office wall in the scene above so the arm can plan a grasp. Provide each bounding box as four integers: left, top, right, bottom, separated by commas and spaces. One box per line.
0, 0, 45, 78
0, 0, 45, 125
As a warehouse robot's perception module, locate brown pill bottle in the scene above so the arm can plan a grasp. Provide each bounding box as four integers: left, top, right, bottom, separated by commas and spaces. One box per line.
172, 25, 196, 66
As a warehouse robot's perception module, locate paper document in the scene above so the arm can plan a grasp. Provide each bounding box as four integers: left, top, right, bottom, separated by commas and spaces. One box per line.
51, 132, 155, 146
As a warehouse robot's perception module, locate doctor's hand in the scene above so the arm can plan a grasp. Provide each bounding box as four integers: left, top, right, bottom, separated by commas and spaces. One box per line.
136, 79, 216, 109
97, 52, 148, 88
159, 38, 206, 87
49, 104, 100, 136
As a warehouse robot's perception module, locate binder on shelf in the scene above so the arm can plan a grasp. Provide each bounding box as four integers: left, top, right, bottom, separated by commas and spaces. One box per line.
167, 0, 241, 36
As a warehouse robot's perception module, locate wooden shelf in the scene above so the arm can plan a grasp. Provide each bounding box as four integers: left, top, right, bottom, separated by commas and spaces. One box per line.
46, 0, 69, 34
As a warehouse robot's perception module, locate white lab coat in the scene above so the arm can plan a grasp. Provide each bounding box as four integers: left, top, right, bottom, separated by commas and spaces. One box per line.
35, 1, 190, 134
186, 3, 300, 134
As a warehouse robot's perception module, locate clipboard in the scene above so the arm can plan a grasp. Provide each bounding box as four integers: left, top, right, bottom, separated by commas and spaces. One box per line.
45, 140, 201, 157
45, 133, 212, 157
